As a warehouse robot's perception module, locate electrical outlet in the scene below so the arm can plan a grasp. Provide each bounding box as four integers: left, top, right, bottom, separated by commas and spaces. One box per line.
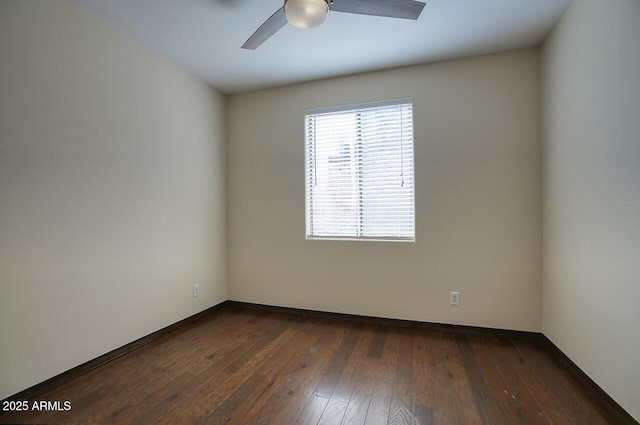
450, 291, 460, 306
193, 284, 199, 297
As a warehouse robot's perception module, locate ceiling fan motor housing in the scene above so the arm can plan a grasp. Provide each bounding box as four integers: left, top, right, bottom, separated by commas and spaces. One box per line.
285, 0, 329, 28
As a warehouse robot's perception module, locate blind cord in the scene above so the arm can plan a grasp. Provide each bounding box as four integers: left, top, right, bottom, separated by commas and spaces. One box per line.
400, 106, 405, 187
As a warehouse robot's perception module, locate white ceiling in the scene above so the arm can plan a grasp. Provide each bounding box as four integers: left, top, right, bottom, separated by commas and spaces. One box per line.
74, 0, 571, 94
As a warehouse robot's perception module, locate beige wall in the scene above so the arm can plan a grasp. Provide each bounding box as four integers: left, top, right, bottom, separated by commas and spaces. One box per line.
228, 49, 542, 332
0, 1, 227, 399
541, 0, 640, 419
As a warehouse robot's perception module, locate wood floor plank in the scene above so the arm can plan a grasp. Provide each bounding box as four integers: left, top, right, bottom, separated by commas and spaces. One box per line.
317, 325, 377, 424
412, 403, 434, 425
439, 333, 484, 425
126, 356, 233, 424
418, 331, 465, 425
333, 326, 377, 401
274, 320, 346, 398
123, 312, 293, 425
253, 394, 291, 425
410, 331, 438, 423
455, 333, 506, 425
484, 337, 551, 425
109, 371, 197, 425
123, 368, 229, 425
364, 327, 401, 425
200, 373, 267, 425
294, 394, 330, 425
500, 339, 575, 425
223, 314, 294, 373
0, 307, 625, 425
341, 357, 377, 425
313, 325, 362, 398
317, 397, 350, 425
469, 335, 529, 424
202, 373, 267, 425
387, 328, 413, 425
367, 326, 388, 359
224, 319, 327, 425
153, 320, 298, 425
513, 340, 613, 425
266, 322, 351, 424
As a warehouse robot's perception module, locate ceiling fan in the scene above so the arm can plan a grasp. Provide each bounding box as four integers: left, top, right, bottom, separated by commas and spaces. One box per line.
242, 0, 426, 49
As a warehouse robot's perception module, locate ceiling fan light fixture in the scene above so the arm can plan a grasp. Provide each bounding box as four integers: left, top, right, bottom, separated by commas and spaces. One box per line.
284, 0, 328, 29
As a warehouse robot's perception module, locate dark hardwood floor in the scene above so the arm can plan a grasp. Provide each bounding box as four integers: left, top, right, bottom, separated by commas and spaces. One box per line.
0, 307, 622, 425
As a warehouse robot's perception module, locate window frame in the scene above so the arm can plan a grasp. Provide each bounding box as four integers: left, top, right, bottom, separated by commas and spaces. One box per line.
304, 98, 416, 242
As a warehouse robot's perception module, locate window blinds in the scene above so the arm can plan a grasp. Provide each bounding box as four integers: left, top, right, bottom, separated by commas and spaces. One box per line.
305, 99, 415, 241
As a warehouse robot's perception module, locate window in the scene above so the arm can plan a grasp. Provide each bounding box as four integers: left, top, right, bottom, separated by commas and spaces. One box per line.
305, 98, 415, 241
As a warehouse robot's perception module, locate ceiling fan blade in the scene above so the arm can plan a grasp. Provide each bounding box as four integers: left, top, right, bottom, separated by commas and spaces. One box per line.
242, 6, 287, 50
329, 0, 425, 20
